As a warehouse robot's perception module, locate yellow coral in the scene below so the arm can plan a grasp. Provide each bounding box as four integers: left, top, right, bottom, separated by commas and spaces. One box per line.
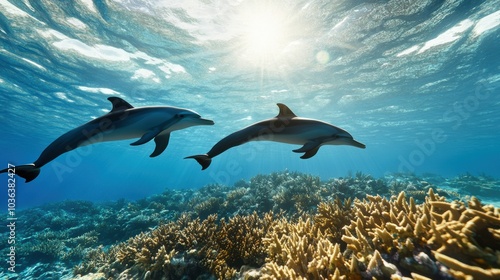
434, 251, 500, 279
79, 188, 500, 280
262, 217, 354, 280
263, 189, 500, 279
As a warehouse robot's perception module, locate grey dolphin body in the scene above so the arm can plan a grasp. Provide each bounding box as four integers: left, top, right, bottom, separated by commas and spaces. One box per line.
0, 97, 214, 182
185, 103, 365, 170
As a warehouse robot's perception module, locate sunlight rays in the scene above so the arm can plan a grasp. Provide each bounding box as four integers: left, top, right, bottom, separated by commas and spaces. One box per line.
239, 7, 288, 63
230, 1, 308, 70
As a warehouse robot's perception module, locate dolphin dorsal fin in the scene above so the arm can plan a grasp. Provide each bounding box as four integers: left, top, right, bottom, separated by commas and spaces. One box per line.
108, 97, 134, 113
276, 103, 297, 118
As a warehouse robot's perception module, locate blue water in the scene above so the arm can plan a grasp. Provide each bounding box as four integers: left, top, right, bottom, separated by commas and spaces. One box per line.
0, 0, 499, 209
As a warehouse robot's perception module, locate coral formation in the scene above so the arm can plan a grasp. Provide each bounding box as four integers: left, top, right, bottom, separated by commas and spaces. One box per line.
75, 212, 276, 279
75, 186, 499, 280
258, 189, 500, 280
2, 171, 499, 279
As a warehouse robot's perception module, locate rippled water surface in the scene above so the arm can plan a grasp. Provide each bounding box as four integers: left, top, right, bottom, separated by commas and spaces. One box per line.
0, 0, 499, 208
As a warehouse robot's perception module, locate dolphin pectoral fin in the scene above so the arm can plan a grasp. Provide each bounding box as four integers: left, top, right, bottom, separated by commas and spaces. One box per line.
300, 146, 320, 159
130, 117, 178, 147
150, 133, 170, 157
185, 154, 212, 170
293, 141, 321, 159
292, 141, 320, 153
130, 129, 160, 146
0, 164, 40, 183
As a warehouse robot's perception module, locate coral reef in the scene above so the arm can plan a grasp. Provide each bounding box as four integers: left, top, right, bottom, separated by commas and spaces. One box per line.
75, 212, 276, 279
1, 171, 499, 279
186, 171, 325, 217
260, 188, 500, 280
75, 187, 500, 280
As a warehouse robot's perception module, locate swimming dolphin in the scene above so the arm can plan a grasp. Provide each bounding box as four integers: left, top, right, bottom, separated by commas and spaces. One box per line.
0, 97, 214, 182
185, 103, 365, 170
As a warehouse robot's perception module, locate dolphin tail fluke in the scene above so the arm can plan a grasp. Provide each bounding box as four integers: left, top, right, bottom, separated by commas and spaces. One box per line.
184, 154, 211, 170
0, 164, 40, 183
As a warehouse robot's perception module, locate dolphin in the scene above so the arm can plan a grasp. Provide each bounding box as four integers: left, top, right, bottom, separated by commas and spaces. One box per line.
0, 97, 214, 182
185, 103, 365, 170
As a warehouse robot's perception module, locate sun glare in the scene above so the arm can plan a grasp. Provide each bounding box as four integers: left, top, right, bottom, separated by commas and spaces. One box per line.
242, 11, 286, 59
235, 2, 295, 66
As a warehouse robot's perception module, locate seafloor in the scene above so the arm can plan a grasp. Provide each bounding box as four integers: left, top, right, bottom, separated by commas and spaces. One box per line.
1, 171, 499, 280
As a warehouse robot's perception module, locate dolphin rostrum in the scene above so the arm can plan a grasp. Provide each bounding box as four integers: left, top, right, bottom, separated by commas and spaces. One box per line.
185, 103, 365, 170
1, 97, 214, 182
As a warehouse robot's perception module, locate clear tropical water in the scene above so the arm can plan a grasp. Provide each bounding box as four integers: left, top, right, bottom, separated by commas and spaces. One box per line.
0, 0, 499, 209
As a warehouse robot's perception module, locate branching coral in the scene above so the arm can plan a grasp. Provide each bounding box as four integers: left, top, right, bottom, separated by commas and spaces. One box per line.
78, 212, 277, 279
315, 197, 354, 244
17, 229, 99, 265
262, 217, 353, 279
426, 194, 500, 280
203, 212, 276, 279
68, 173, 499, 280
260, 189, 500, 280
73, 245, 118, 276
106, 214, 219, 279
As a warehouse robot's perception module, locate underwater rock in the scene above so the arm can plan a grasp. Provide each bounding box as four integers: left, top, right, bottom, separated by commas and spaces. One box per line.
238, 265, 261, 280
400, 252, 438, 277
73, 272, 107, 280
